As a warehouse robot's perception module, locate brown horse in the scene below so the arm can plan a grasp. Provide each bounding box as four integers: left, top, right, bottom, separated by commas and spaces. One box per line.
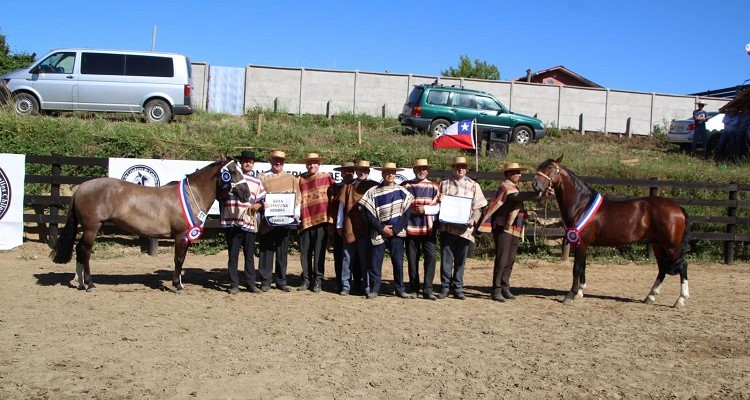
532, 156, 690, 308
50, 155, 251, 293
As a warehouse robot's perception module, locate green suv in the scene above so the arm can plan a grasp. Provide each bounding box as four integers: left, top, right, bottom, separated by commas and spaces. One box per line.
398, 83, 545, 145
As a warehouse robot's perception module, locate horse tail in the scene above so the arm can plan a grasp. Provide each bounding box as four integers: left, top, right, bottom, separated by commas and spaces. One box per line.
664, 207, 690, 275
50, 194, 79, 264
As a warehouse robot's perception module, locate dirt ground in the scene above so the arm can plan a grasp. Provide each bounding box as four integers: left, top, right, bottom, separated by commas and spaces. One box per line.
1, 240, 749, 400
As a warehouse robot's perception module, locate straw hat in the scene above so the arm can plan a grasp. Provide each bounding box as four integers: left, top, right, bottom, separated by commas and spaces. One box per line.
450, 156, 472, 167
501, 162, 528, 173
375, 162, 404, 172
269, 150, 286, 159
334, 161, 356, 171
235, 149, 256, 160
696, 100, 707, 106
298, 152, 327, 163
412, 158, 430, 168
355, 160, 371, 169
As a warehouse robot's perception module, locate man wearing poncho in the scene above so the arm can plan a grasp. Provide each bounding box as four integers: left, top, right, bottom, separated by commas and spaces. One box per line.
358, 163, 414, 299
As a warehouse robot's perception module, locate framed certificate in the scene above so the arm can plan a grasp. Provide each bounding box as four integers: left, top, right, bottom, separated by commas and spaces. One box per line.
439, 195, 472, 225
264, 193, 299, 226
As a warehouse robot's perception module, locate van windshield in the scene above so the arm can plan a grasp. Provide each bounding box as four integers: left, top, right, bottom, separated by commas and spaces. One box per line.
36, 52, 76, 74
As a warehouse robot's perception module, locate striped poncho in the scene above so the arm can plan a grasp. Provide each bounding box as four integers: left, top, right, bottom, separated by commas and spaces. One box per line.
358, 184, 414, 246
219, 173, 266, 232
401, 178, 440, 236
298, 172, 335, 231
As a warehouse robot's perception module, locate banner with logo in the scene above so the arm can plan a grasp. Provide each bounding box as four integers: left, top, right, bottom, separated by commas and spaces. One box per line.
109, 158, 416, 215
0, 153, 25, 250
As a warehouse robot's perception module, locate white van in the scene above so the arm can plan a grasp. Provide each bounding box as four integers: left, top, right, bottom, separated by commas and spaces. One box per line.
0, 48, 194, 123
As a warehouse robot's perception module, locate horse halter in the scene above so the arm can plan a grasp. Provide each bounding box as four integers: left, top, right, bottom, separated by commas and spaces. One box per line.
535, 163, 561, 189
221, 160, 249, 190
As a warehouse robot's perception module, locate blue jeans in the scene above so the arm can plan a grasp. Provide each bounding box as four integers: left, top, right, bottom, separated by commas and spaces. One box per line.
342, 237, 370, 293
691, 126, 707, 155
370, 236, 405, 295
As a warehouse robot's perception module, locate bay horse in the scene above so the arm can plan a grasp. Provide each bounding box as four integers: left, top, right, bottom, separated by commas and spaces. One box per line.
532, 156, 690, 308
50, 155, 251, 293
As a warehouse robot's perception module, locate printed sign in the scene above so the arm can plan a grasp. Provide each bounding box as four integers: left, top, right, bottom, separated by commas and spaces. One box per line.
438, 195, 472, 225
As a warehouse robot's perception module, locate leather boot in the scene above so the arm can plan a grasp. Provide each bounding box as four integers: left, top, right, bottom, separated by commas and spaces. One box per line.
501, 288, 516, 300
491, 290, 506, 302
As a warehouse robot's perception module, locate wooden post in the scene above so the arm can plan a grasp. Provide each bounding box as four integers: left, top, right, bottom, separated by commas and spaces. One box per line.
274, 98, 279, 113
626, 117, 632, 137
326, 101, 332, 119
562, 241, 570, 262
357, 121, 362, 145
382, 104, 386, 118
725, 182, 737, 265
647, 179, 658, 259
256, 112, 263, 136
48, 154, 61, 247
149, 238, 159, 256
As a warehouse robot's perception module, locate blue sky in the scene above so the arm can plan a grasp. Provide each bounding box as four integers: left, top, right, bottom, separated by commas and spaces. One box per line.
3, 0, 749, 95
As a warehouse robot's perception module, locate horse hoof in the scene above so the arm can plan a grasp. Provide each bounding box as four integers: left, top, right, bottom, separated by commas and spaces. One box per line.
562, 296, 574, 305
643, 296, 655, 304
77, 284, 86, 291
86, 287, 97, 293
673, 298, 686, 309
575, 291, 584, 299
175, 288, 186, 295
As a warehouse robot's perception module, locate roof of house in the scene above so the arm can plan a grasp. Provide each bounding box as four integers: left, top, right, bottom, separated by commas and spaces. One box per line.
514, 65, 603, 88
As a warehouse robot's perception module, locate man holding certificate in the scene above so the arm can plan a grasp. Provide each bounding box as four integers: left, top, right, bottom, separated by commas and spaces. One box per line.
359, 162, 414, 299
258, 150, 301, 292
437, 156, 488, 300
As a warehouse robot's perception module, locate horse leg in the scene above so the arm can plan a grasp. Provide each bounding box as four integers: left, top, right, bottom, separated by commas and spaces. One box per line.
644, 270, 666, 304
75, 226, 99, 293
173, 239, 189, 294
564, 249, 586, 305
673, 261, 689, 309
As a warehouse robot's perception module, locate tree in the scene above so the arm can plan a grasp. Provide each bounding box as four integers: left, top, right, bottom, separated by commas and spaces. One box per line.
441, 55, 500, 81
0, 32, 35, 75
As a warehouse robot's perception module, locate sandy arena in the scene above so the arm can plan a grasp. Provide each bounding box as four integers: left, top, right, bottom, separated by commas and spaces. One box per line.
1, 241, 749, 399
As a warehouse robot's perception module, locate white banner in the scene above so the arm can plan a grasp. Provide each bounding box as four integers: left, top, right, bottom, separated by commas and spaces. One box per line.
108, 158, 416, 215
0, 153, 26, 250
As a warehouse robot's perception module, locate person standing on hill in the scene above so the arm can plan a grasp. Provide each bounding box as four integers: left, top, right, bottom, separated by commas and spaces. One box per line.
401, 158, 440, 300
257, 150, 301, 292
296, 152, 335, 293
691, 100, 709, 156
220, 150, 266, 294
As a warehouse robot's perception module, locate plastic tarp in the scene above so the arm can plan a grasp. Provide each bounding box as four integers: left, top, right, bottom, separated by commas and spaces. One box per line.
208, 66, 246, 115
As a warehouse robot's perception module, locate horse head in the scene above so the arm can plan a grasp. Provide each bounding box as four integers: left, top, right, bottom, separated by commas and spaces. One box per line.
218, 154, 252, 202
532, 155, 564, 193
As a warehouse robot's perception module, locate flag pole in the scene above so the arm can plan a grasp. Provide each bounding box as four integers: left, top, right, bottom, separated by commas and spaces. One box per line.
474, 119, 479, 171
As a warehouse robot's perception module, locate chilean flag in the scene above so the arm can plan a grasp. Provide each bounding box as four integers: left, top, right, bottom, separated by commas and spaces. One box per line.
432, 119, 476, 150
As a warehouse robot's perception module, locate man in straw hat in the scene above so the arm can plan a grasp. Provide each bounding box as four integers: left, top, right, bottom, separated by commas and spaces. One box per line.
358, 162, 414, 299
480, 162, 546, 302
335, 160, 378, 295
296, 152, 335, 293
257, 150, 301, 292
330, 161, 356, 295
436, 156, 488, 300
691, 100, 709, 156
400, 158, 441, 300
219, 149, 266, 294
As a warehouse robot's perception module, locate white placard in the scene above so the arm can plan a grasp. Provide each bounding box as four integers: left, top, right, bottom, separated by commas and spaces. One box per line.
264, 193, 296, 216
438, 195, 472, 225
0, 153, 25, 250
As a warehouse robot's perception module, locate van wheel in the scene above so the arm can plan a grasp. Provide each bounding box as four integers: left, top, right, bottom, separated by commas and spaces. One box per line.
13, 93, 40, 116
143, 99, 172, 123
512, 125, 533, 145
429, 119, 451, 138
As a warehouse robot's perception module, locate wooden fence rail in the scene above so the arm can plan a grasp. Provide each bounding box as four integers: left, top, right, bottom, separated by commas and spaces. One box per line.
21, 155, 750, 263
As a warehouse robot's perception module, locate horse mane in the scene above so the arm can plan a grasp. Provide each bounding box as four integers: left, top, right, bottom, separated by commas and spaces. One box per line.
538, 158, 596, 204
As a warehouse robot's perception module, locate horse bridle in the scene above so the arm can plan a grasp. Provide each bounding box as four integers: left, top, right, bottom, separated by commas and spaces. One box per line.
222, 160, 249, 191
535, 162, 561, 189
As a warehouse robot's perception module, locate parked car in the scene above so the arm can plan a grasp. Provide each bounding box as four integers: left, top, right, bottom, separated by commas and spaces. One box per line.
0, 48, 194, 123
667, 111, 724, 150
397, 83, 545, 145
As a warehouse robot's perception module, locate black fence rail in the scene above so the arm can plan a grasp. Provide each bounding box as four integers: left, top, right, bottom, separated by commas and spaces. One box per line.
22, 155, 750, 263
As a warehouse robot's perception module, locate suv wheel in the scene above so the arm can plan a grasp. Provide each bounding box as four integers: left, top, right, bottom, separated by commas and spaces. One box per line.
429, 119, 451, 138
512, 125, 533, 145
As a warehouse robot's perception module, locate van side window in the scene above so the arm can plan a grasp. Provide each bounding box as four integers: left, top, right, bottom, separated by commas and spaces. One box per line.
476, 95, 502, 112
82, 53, 126, 75
452, 93, 476, 109
426, 90, 449, 106
125, 55, 174, 77
37, 52, 76, 74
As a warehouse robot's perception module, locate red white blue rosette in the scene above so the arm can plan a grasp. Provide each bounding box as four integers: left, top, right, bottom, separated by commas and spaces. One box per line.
565, 228, 581, 245
186, 226, 204, 242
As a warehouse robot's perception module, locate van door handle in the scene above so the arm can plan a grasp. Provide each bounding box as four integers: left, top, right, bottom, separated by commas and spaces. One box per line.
66, 75, 74, 79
